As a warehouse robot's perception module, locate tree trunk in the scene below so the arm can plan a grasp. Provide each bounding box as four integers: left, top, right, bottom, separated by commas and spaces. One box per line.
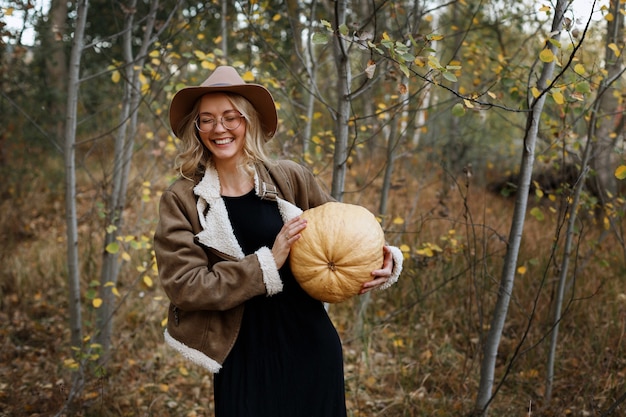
96, 0, 160, 362
473, 0, 568, 415
590, 0, 624, 200
59, 0, 89, 412
46, 0, 68, 141
330, 0, 350, 201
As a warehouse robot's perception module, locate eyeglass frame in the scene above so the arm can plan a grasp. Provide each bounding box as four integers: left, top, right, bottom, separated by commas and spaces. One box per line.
195, 110, 245, 133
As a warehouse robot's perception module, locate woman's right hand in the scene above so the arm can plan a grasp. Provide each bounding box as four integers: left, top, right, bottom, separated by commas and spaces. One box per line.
272, 216, 307, 269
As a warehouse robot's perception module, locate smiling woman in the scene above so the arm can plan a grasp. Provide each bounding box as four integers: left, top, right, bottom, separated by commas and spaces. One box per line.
154, 66, 403, 417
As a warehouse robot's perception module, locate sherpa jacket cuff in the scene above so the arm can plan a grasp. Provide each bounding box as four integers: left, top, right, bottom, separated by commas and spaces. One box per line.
378, 245, 403, 291
255, 246, 283, 295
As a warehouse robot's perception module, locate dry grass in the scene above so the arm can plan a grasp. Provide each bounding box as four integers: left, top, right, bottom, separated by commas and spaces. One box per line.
1, 140, 625, 417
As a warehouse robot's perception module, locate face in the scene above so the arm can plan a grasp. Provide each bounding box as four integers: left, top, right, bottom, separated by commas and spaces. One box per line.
195, 93, 247, 165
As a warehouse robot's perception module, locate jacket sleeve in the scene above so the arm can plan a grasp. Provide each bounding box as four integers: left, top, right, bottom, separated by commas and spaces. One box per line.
154, 186, 279, 312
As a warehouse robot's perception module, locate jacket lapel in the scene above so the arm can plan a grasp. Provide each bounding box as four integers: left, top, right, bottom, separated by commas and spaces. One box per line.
193, 163, 302, 259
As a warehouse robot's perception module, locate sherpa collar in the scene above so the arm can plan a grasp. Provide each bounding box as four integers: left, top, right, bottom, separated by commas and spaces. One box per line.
193, 163, 302, 259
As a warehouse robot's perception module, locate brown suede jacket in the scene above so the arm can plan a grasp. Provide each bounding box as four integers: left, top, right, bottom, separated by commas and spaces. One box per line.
154, 159, 403, 373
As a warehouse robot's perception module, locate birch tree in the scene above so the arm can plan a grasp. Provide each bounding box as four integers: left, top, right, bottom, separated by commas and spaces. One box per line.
60, 0, 89, 411
95, 0, 162, 361
473, 0, 570, 414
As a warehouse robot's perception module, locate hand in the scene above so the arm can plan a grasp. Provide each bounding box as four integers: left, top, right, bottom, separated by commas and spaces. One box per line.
360, 245, 394, 294
272, 216, 307, 269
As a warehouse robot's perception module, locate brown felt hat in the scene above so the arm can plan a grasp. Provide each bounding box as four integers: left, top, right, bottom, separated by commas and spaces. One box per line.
169, 66, 277, 140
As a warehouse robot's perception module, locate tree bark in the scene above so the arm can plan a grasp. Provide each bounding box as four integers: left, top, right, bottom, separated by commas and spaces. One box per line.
330, 0, 350, 201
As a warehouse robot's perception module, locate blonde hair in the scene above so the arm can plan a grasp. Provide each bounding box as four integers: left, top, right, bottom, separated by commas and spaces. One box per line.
174, 93, 274, 179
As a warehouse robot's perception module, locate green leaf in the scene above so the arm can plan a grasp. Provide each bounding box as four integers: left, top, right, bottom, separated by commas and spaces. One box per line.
575, 81, 590, 94
312, 32, 329, 45
442, 71, 458, 82
398, 63, 410, 77
452, 103, 466, 117
105, 242, 120, 254
530, 207, 544, 221
338, 24, 349, 36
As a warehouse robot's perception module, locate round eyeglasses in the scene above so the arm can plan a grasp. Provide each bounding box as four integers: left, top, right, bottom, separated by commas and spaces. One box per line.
195, 111, 245, 133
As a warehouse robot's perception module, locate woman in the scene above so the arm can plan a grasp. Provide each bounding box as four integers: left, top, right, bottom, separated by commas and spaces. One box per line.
154, 66, 403, 417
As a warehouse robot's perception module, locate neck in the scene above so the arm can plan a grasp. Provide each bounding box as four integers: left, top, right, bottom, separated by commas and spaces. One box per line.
215, 160, 254, 197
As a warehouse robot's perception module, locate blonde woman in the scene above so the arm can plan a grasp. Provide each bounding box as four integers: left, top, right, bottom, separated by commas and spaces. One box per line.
154, 66, 403, 417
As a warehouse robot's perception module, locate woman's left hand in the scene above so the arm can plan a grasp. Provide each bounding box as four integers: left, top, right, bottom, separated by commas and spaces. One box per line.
360, 245, 394, 295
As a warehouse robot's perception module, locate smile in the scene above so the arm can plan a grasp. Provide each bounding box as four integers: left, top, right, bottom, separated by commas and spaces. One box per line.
213, 138, 234, 145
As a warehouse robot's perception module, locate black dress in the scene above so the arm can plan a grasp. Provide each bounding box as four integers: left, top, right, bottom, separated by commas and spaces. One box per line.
214, 190, 347, 417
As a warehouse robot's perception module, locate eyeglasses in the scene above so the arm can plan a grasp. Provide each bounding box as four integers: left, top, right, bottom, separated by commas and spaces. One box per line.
195, 110, 245, 133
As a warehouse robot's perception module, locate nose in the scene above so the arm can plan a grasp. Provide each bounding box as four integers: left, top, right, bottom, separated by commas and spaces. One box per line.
213, 119, 228, 133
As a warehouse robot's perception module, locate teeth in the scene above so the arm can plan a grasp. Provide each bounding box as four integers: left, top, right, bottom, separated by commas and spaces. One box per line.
214, 138, 233, 145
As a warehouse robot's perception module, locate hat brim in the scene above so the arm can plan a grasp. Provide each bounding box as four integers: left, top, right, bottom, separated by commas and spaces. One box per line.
169, 84, 277, 140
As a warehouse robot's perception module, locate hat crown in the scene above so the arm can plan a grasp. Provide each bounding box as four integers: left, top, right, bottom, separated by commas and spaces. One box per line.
201, 66, 245, 87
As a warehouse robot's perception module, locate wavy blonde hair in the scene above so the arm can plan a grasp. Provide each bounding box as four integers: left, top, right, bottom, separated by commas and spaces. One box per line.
174, 93, 274, 179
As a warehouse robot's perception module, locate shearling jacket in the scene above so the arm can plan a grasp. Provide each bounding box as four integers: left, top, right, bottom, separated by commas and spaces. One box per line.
154, 159, 403, 373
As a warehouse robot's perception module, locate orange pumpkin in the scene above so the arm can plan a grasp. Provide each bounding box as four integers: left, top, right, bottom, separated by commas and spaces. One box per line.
289, 202, 385, 303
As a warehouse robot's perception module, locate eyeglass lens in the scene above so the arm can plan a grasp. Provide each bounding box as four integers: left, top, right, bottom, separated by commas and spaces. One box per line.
196, 111, 243, 132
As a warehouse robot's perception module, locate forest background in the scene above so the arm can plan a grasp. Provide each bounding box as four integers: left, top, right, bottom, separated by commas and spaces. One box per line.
1, 0, 625, 416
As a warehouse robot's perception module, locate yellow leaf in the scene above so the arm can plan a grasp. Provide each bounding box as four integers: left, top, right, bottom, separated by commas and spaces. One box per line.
531, 87, 540, 98
111, 70, 121, 84
539, 5, 550, 12
517, 265, 527, 275
604, 216, 610, 230
392, 216, 405, 225
194, 50, 206, 60
179, 366, 189, 376
605, 12, 614, 21
92, 298, 103, 308
149, 50, 160, 58
122, 252, 131, 262
393, 338, 405, 348
400, 244, 410, 252
615, 165, 626, 180
552, 90, 564, 104
463, 98, 474, 109
487, 91, 496, 99
5, 7, 14, 16
143, 276, 154, 288
64, 358, 79, 370
416, 247, 434, 257
608, 43, 621, 57
242, 70, 255, 82
201, 61, 216, 70
272, 13, 281, 21
159, 383, 169, 392
574, 63, 585, 75
112, 287, 120, 297
539, 48, 554, 63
